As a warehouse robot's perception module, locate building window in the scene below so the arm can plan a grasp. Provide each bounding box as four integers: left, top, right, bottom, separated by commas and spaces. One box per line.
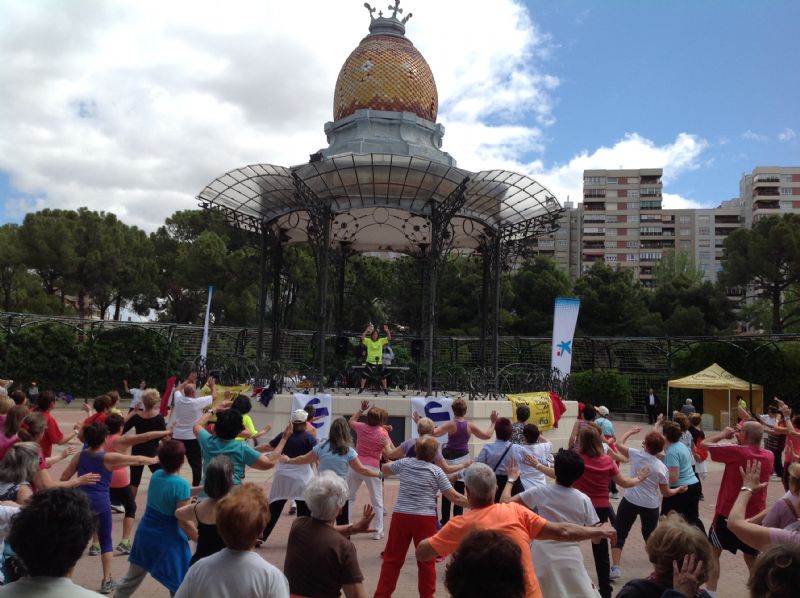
680, 228, 690, 236
606, 228, 617, 236
699, 239, 710, 247
699, 215, 710, 224
607, 177, 618, 184
628, 215, 638, 223
628, 190, 639, 198
584, 189, 606, 198
680, 240, 691, 249
699, 251, 710, 260
679, 215, 691, 224
584, 176, 605, 184
605, 215, 618, 223
557, 240, 567, 247
606, 203, 617, 210
781, 187, 792, 195
605, 254, 617, 262
699, 227, 710, 235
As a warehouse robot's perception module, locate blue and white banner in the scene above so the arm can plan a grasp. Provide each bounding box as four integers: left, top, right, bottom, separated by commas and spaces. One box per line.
292, 393, 332, 440
410, 396, 454, 445
199, 286, 214, 360
551, 297, 581, 378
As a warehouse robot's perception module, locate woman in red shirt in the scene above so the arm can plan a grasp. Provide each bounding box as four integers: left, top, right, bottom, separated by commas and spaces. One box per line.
573, 425, 649, 598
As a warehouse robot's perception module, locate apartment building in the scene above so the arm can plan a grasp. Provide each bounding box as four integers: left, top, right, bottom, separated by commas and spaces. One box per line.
739, 166, 800, 226
529, 200, 582, 279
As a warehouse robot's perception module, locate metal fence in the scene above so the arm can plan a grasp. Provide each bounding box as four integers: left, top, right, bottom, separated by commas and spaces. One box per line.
1, 312, 798, 410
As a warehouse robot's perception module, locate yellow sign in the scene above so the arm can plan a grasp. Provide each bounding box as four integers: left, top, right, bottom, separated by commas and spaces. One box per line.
199, 384, 253, 409
507, 392, 555, 432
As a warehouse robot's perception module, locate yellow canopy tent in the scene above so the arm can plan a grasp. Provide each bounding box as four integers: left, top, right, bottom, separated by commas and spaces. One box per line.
667, 363, 763, 429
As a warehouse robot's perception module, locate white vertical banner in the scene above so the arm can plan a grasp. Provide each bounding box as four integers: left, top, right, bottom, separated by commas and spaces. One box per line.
199, 286, 214, 360
551, 297, 581, 377
410, 396, 454, 445
293, 393, 332, 440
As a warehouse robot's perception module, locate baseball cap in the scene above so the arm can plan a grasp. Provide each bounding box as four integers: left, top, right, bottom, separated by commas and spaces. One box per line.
291, 409, 309, 423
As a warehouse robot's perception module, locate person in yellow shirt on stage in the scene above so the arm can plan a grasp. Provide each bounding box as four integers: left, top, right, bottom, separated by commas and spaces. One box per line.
358, 323, 392, 395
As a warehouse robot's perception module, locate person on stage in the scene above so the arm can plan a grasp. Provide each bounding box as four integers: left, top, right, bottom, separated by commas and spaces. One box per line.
358, 323, 391, 396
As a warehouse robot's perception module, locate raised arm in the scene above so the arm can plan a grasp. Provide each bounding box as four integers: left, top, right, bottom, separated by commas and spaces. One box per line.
350, 400, 370, 430
116, 430, 171, 451
704, 427, 736, 445
537, 521, 617, 543
123, 379, 130, 394
361, 324, 373, 342
104, 453, 160, 469
279, 449, 318, 466
727, 460, 771, 550
615, 427, 641, 459
383, 323, 392, 342
469, 410, 498, 441
431, 420, 457, 437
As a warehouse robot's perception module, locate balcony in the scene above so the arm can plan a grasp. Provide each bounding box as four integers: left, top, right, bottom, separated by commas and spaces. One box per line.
753, 187, 780, 197
754, 175, 781, 184
640, 201, 662, 209
584, 203, 605, 211
641, 176, 662, 184
715, 215, 741, 224
754, 200, 780, 210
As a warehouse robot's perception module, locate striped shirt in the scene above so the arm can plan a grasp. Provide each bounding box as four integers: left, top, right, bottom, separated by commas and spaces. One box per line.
388, 458, 452, 516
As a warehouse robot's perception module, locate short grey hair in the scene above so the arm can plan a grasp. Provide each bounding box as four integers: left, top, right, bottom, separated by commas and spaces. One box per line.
464, 463, 497, 505
305, 471, 348, 521
0, 441, 40, 484
742, 421, 764, 446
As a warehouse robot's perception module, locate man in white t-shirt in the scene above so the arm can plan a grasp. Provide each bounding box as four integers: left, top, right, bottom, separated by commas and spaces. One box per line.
123, 379, 146, 412
171, 378, 214, 486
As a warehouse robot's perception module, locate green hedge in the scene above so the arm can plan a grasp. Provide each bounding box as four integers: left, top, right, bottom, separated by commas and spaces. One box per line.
570, 369, 633, 411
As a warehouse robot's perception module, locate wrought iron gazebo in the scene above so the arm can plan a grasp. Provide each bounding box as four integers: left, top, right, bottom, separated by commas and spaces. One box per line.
197, 2, 564, 393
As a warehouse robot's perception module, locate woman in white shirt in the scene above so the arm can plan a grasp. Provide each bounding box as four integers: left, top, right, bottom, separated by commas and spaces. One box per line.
501, 449, 601, 598
510, 424, 553, 493
609, 427, 687, 580
170, 380, 213, 486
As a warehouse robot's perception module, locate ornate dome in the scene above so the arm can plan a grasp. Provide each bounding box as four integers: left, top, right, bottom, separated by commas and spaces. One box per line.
333, 5, 438, 123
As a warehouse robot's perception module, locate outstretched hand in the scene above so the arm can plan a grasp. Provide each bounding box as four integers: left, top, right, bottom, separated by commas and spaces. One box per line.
739, 460, 768, 493
506, 457, 520, 480
351, 504, 377, 535
636, 466, 651, 481
360, 400, 370, 412
412, 411, 420, 424
672, 554, 704, 598
523, 453, 540, 468
489, 410, 498, 424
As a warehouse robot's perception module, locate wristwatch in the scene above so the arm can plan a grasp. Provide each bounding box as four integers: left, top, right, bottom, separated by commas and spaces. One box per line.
507, 477, 518, 484
740, 486, 754, 493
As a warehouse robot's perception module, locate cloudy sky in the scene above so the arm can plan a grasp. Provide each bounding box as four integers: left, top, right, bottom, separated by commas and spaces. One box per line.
1, 0, 798, 232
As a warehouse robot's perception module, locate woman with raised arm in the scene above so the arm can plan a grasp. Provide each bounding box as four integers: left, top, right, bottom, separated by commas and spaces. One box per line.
60, 422, 160, 594
661, 420, 704, 533
431, 399, 495, 523
123, 388, 167, 499
280, 416, 380, 525
347, 400, 392, 539
609, 427, 687, 580
572, 425, 650, 598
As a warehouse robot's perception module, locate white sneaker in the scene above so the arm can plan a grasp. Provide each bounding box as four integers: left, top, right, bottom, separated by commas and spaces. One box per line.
611, 492, 620, 500
610, 565, 621, 579
110, 504, 125, 514
372, 532, 384, 540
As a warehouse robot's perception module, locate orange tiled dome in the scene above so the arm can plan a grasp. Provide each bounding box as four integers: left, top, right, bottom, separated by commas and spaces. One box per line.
333, 32, 438, 123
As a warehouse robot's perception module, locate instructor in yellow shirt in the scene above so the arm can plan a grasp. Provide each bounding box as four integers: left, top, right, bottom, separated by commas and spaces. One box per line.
359, 323, 392, 395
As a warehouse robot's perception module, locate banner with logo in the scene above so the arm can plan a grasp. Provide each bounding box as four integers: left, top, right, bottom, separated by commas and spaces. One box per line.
410, 396, 454, 444
551, 297, 580, 378
200, 286, 213, 360
507, 392, 556, 432
293, 393, 332, 440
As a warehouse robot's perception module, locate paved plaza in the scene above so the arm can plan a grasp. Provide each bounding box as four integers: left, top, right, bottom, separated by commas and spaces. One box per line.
41, 402, 769, 597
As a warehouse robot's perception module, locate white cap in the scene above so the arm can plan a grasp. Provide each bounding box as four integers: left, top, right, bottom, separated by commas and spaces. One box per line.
291, 409, 309, 423
597, 406, 609, 416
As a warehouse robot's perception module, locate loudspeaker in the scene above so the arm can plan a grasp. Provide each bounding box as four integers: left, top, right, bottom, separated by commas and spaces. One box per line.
411, 339, 424, 362
335, 336, 349, 356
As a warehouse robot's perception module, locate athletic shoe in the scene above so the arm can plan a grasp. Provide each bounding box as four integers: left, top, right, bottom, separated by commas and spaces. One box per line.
110, 503, 125, 514
357, 387, 364, 394
611, 492, 620, 500
89, 543, 101, 556
383, 388, 389, 395
610, 566, 621, 580
372, 532, 384, 540
116, 540, 132, 555
99, 579, 116, 594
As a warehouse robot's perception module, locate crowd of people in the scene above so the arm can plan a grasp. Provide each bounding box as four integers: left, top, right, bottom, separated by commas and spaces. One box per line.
0, 373, 798, 597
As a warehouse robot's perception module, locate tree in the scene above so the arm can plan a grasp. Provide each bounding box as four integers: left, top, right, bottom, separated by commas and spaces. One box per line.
572, 263, 650, 336
508, 257, 572, 335
653, 250, 702, 287
648, 275, 736, 335
721, 214, 800, 333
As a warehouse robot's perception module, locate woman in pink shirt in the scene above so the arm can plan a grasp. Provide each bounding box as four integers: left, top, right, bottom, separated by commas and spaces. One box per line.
347, 400, 392, 540
573, 425, 649, 598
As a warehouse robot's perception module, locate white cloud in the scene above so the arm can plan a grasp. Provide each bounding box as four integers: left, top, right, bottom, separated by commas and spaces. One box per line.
0, 0, 558, 231
742, 130, 769, 142
778, 127, 797, 142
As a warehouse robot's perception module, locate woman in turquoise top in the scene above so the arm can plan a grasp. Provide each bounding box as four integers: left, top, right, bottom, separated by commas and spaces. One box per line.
114, 440, 194, 597
661, 421, 704, 533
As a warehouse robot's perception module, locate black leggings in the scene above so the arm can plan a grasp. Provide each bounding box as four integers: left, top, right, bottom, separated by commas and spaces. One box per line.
591, 505, 616, 598
262, 499, 310, 541
109, 486, 137, 519
177, 438, 203, 486
661, 481, 704, 533
441, 480, 465, 524
129, 462, 161, 488
336, 500, 349, 526
613, 497, 659, 550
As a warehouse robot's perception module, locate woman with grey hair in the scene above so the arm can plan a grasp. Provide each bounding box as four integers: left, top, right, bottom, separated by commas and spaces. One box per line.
175, 455, 234, 565
0, 442, 40, 504
283, 471, 373, 598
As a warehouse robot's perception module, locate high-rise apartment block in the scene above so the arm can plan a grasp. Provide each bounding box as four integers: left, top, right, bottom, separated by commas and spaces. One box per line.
528, 166, 800, 287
